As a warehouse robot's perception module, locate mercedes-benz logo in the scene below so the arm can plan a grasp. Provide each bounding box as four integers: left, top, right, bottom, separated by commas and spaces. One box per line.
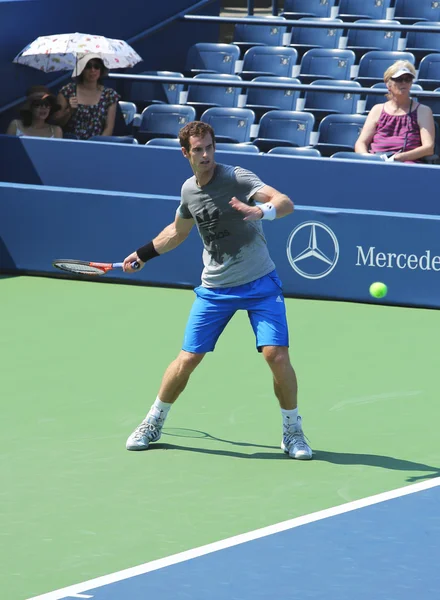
286, 221, 339, 280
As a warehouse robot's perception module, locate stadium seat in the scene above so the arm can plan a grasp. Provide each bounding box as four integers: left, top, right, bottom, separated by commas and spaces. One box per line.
185, 43, 240, 76
345, 20, 401, 62
240, 46, 298, 80
145, 138, 181, 147
405, 22, 440, 64
252, 110, 315, 152
313, 113, 366, 156
419, 87, 440, 122
125, 71, 184, 112
417, 53, 440, 90
298, 48, 356, 84
267, 146, 321, 157
363, 82, 423, 113
337, 0, 391, 22
330, 151, 384, 160
289, 18, 344, 60
136, 104, 196, 144
233, 16, 288, 55
200, 107, 255, 143
394, 0, 440, 26
355, 51, 416, 87
88, 136, 138, 144
186, 74, 242, 118
118, 101, 137, 126
281, 0, 336, 20
244, 76, 301, 121
214, 142, 260, 153
303, 79, 362, 125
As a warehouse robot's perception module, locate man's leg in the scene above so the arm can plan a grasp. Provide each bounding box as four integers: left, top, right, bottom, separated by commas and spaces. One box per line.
261, 345, 312, 460
126, 350, 204, 451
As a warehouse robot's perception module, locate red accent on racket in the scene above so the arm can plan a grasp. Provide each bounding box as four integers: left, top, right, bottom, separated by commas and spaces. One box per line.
52, 259, 140, 276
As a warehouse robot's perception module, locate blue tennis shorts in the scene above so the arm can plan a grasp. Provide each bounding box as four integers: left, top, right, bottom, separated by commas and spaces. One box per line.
182, 270, 289, 353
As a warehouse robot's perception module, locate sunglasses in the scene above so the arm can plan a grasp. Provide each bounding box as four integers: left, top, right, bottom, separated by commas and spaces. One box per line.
32, 100, 51, 108
392, 75, 414, 83
85, 61, 102, 70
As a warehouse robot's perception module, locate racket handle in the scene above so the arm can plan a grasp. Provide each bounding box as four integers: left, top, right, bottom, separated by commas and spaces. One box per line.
132, 261, 140, 270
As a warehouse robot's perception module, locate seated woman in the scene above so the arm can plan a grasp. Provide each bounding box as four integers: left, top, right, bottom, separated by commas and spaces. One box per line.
55, 53, 120, 140
6, 86, 63, 138
355, 61, 435, 163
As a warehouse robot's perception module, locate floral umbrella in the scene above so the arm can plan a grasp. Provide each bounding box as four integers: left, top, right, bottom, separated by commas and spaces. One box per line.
13, 32, 142, 72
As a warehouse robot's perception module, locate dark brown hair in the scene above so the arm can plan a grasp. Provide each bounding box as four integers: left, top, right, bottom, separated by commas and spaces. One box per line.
19, 90, 60, 127
179, 121, 215, 152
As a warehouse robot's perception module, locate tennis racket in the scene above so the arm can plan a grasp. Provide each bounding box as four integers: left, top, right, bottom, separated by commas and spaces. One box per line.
52, 259, 140, 276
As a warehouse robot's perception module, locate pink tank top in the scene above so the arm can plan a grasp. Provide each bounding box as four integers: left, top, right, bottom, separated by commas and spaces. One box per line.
370, 102, 421, 155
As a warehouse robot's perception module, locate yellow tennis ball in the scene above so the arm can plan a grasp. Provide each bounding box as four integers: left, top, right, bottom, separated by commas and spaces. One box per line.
369, 282, 388, 298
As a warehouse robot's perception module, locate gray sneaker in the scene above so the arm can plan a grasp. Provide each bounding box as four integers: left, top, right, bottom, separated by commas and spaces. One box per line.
126, 417, 162, 451
281, 416, 312, 460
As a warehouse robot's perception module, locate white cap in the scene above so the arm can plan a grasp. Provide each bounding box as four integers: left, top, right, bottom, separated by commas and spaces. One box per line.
391, 67, 414, 79
72, 53, 106, 77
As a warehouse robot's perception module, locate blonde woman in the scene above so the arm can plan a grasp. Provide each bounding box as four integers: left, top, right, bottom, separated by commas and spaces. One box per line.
355, 61, 435, 163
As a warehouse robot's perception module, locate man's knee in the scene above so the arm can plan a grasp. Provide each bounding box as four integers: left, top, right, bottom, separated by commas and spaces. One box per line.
176, 350, 205, 374
262, 345, 290, 367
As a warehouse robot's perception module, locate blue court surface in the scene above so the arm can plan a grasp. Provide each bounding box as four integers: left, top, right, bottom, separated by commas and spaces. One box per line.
31, 478, 440, 600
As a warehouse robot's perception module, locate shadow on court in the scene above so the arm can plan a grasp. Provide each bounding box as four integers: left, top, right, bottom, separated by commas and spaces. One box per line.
155, 428, 440, 479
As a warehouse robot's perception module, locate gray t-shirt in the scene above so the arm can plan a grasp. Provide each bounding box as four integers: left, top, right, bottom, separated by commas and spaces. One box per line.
177, 163, 276, 288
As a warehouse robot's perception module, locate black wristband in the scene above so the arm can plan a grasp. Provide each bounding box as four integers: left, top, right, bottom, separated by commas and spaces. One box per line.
136, 241, 159, 263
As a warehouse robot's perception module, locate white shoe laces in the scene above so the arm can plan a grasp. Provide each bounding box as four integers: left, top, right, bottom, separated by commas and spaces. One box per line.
133, 421, 159, 441
284, 428, 310, 452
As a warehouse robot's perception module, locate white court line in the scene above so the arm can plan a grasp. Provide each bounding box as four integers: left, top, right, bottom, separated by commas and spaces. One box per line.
28, 477, 440, 600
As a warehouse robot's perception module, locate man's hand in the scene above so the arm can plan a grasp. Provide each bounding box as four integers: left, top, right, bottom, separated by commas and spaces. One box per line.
229, 196, 263, 221
123, 252, 145, 273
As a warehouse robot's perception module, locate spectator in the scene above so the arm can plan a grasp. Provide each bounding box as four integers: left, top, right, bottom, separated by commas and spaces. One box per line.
6, 86, 62, 138
55, 53, 120, 140
355, 61, 435, 163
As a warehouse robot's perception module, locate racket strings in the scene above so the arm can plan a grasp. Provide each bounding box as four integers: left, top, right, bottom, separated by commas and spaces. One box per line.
53, 262, 105, 275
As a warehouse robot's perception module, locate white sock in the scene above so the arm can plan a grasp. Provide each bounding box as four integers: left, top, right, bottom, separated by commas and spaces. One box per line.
281, 408, 298, 430
147, 397, 172, 423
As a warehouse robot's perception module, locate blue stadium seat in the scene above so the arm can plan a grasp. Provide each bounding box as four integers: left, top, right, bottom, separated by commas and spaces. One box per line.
88, 136, 138, 144
394, 0, 440, 26
299, 48, 356, 84
281, 0, 336, 20
303, 79, 362, 125
313, 113, 366, 156
363, 82, 423, 113
125, 71, 184, 111
337, 0, 391, 22
200, 107, 256, 143
267, 146, 321, 157
405, 22, 440, 63
244, 76, 301, 121
417, 53, 440, 90
215, 142, 260, 153
136, 105, 196, 144
419, 87, 440, 122
186, 74, 242, 118
145, 138, 181, 147
185, 43, 240, 76
252, 110, 315, 152
233, 16, 288, 55
118, 101, 137, 126
330, 151, 384, 160
289, 18, 344, 60
240, 46, 298, 80
345, 20, 401, 61
355, 51, 416, 87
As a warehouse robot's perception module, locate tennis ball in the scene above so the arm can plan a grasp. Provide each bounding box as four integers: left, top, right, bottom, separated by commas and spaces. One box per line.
369, 282, 388, 299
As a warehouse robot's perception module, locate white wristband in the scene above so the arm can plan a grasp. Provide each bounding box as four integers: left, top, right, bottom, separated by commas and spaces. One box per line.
259, 202, 277, 221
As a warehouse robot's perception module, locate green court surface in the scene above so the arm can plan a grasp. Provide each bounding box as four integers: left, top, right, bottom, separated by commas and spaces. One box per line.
1, 275, 439, 600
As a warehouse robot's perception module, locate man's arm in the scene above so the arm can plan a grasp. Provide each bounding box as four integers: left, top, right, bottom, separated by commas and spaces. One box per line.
229, 184, 294, 221
122, 213, 194, 272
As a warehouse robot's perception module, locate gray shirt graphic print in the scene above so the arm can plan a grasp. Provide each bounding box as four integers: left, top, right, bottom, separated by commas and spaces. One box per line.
177, 164, 276, 288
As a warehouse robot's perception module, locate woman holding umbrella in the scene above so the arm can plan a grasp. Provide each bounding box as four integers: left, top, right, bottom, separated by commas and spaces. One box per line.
54, 53, 120, 140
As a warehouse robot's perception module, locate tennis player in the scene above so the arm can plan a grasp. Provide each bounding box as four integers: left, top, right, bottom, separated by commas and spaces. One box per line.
123, 121, 312, 460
